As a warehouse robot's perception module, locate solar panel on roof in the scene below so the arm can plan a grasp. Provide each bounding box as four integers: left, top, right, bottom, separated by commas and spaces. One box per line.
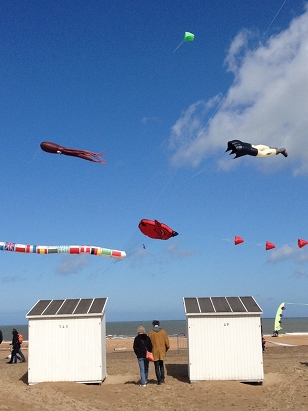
57, 299, 80, 315
240, 296, 262, 312
27, 298, 108, 317
211, 297, 231, 312
42, 300, 65, 315
74, 299, 93, 314
27, 300, 52, 316
89, 298, 107, 314
184, 298, 200, 314
198, 298, 215, 313
226, 297, 247, 312
183, 296, 262, 315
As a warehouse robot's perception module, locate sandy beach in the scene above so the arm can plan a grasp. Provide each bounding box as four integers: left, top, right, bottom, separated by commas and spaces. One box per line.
1, 334, 308, 411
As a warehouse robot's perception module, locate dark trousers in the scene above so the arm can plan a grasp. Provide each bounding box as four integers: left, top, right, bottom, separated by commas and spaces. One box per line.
18, 348, 26, 362
8, 348, 19, 363
154, 360, 165, 382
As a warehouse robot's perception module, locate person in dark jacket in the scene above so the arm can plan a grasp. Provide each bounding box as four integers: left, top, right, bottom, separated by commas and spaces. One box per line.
7, 329, 26, 364
0, 329, 3, 344
16, 329, 26, 362
7, 329, 20, 364
133, 326, 152, 387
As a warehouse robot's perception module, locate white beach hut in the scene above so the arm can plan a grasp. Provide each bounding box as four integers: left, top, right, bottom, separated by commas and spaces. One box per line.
183, 296, 264, 383
26, 297, 107, 385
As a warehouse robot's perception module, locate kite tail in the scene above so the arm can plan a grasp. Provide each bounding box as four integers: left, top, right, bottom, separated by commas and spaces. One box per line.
89, 150, 107, 164
172, 40, 184, 53
81, 150, 107, 164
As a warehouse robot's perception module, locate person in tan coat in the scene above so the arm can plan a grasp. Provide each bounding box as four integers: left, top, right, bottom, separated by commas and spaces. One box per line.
148, 320, 170, 385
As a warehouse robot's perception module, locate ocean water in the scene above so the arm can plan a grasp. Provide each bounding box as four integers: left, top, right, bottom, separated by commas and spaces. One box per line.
0, 320, 186, 342
1, 318, 308, 342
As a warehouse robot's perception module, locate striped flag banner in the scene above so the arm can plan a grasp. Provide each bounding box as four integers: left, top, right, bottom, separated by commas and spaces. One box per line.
0, 241, 126, 260
69, 246, 80, 254
37, 246, 48, 254
47, 246, 58, 254
15, 244, 26, 253
80, 246, 91, 253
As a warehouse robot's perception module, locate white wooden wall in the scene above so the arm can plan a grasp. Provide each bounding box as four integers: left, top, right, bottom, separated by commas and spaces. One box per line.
28, 315, 106, 384
187, 314, 264, 382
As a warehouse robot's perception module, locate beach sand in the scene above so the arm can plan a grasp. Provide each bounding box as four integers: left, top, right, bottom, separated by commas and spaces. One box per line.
1, 334, 308, 410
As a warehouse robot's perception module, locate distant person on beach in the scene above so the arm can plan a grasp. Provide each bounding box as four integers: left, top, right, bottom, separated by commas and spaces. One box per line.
148, 320, 170, 385
7, 329, 26, 364
0, 329, 3, 344
261, 320, 266, 352
7, 329, 20, 364
16, 329, 26, 362
133, 326, 153, 387
262, 335, 266, 352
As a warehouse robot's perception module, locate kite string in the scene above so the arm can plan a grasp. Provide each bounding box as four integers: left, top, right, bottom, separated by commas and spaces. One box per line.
90, 0, 288, 276
172, 40, 184, 53
147, 0, 288, 202
119, 1, 286, 259
184, 0, 288, 176
284, 302, 308, 306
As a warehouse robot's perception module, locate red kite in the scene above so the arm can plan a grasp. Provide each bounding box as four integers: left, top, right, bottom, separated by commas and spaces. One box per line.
40, 141, 106, 164
234, 236, 244, 245
298, 239, 308, 248
138, 219, 178, 240
266, 241, 275, 250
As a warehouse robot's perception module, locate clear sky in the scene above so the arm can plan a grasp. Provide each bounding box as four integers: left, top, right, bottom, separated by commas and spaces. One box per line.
1, 0, 308, 325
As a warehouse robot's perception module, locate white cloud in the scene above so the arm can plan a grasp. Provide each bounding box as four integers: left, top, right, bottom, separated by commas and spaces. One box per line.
128, 246, 151, 267
293, 269, 308, 278
1, 275, 26, 283
169, 5, 308, 175
224, 29, 252, 75
297, 251, 308, 263
141, 116, 161, 124
128, 242, 197, 268
267, 244, 308, 263
56, 255, 89, 275
267, 244, 298, 262
164, 242, 197, 259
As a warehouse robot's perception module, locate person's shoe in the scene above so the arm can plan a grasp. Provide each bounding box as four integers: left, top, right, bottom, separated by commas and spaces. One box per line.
157, 381, 162, 385
161, 379, 165, 383
279, 148, 288, 157
20, 360, 26, 363
139, 384, 146, 387
6, 361, 13, 364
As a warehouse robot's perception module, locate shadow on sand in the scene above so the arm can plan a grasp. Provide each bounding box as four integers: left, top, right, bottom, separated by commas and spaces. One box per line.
20, 372, 28, 385
165, 363, 189, 383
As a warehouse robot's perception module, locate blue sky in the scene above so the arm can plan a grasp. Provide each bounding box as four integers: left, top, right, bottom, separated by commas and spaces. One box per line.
1, 0, 308, 324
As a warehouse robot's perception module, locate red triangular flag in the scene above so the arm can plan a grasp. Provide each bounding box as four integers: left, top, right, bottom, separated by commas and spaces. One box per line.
298, 239, 308, 248
266, 241, 275, 250
234, 236, 244, 245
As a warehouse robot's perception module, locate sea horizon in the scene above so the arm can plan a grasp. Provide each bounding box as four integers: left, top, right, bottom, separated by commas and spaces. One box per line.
1, 317, 308, 342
